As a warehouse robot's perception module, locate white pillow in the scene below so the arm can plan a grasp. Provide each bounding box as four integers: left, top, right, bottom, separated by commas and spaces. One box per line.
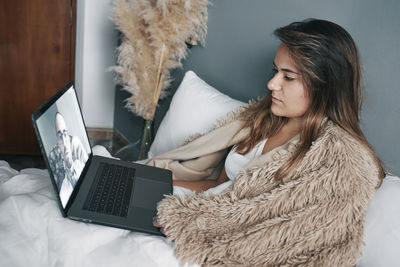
148, 70, 246, 157
358, 175, 400, 266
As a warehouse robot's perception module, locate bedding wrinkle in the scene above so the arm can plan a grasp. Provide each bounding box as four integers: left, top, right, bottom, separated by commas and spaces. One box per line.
1, 194, 51, 266
0, 160, 19, 183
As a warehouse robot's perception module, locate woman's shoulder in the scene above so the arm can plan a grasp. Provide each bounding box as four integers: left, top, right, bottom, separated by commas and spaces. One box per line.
319, 120, 367, 151
315, 120, 379, 175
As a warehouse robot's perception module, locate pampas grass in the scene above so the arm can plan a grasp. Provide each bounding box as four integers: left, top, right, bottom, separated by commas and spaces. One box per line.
110, 0, 209, 120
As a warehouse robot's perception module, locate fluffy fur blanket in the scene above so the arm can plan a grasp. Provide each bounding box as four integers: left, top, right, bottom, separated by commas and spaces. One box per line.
149, 117, 380, 266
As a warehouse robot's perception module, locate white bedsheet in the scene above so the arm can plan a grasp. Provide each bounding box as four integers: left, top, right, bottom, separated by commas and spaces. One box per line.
0, 147, 200, 267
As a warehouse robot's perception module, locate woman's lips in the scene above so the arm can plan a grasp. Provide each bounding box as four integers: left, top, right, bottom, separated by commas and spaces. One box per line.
272, 96, 282, 102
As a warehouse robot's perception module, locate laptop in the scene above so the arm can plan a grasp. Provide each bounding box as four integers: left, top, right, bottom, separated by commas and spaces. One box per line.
32, 81, 172, 236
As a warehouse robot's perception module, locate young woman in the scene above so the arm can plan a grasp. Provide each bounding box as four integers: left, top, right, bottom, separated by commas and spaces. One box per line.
147, 19, 385, 266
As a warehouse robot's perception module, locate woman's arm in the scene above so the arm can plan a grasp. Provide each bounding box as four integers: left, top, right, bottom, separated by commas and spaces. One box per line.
173, 166, 229, 193
156, 134, 380, 265
157, 162, 375, 265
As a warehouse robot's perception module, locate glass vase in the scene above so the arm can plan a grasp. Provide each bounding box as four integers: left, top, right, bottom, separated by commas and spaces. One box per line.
138, 119, 152, 160
114, 119, 152, 161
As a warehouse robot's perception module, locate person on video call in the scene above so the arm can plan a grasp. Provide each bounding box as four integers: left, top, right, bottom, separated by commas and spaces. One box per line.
48, 112, 88, 205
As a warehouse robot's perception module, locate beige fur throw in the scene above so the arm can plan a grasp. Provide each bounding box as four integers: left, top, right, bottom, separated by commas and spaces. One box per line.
111, 0, 209, 120
152, 119, 380, 266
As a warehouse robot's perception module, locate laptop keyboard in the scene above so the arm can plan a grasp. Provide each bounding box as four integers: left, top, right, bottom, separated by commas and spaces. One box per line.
83, 162, 135, 217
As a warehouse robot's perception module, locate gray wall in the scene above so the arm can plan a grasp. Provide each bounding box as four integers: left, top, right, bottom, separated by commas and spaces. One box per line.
114, 0, 400, 175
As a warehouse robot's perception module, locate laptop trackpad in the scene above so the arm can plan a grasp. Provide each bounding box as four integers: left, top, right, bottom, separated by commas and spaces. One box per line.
132, 177, 169, 210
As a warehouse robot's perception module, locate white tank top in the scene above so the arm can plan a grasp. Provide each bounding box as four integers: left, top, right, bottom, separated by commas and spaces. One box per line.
225, 139, 267, 181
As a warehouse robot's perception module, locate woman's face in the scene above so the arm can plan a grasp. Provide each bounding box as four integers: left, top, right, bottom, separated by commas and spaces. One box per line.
267, 44, 311, 120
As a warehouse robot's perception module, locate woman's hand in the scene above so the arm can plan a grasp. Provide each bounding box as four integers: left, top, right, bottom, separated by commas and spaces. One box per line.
153, 216, 165, 234
154, 167, 229, 235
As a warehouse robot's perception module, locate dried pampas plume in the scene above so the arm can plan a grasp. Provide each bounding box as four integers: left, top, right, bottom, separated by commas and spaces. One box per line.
110, 0, 209, 120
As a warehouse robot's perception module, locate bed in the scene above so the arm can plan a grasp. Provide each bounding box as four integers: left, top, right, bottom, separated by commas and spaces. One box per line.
1, 71, 400, 267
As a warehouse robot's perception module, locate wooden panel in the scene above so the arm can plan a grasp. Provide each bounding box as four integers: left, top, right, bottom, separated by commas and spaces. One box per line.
0, 0, 76, 154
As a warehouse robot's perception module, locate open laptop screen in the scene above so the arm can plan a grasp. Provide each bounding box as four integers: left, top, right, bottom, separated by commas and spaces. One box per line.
35, 86, 91, 208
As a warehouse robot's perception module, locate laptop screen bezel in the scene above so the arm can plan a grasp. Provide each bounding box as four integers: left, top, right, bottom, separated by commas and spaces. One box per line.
32, 81, 93, 216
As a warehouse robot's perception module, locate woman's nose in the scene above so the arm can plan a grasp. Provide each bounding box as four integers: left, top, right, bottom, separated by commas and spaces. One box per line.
267, 75, 281, 91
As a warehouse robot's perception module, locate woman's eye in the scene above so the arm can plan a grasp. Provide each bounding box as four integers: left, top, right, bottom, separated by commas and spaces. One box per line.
271, 67, 295, 81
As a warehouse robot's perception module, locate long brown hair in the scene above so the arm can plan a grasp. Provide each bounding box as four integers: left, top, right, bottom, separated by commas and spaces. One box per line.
235, 19, 385, 184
